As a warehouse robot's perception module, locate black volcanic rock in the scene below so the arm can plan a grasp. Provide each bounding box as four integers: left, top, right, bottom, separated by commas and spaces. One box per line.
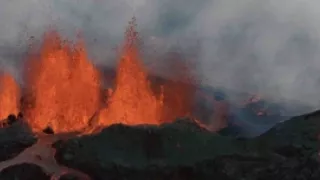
53, 112, 320, 179
254, 110, 320, 158
0, 120, 37, 162
43, 126, 55, 135
59, 173, 81, 180
192, 154, 320, 180
53, 118, 247, 179
0, 163, 50, 180
6, 114, 17, 125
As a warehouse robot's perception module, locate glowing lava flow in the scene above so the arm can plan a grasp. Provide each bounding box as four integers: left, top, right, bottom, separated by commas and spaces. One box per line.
0, 133, 91, 180
98, 17, 164, 126
0, 73, 20, 121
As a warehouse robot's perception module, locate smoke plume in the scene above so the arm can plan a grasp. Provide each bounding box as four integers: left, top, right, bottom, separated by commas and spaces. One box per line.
0, 0, 320, 114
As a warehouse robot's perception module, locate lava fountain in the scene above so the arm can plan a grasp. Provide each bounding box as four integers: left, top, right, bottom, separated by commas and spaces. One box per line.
0, 17, 198, 134
23, 31, 102, 133
0, 72, 20, 121
98, 17, 164, 126
0, 17, 200, 179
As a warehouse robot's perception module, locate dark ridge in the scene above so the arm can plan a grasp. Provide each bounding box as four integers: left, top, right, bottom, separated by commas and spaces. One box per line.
52, 110, 320, 179
303, 109, 320, 120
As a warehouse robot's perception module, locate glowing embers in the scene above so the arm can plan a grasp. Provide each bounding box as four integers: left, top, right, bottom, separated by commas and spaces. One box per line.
98, 18, 164, 126
23, 31, 102, 133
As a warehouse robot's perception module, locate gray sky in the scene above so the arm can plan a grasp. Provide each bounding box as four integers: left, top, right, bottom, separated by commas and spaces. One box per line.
0, 0, 320, 112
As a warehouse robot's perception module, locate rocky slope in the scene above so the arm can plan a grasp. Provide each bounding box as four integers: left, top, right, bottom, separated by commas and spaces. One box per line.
52, 111, 320, 180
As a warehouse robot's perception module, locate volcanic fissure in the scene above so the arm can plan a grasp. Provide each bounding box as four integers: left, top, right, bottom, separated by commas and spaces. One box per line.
0, 17, 200, 134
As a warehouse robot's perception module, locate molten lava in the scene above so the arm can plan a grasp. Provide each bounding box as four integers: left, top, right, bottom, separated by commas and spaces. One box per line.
160, 53, 196, 123
23, 31, 101, 133
98, 17, 164, 126
0, 73, 20, 121
0, 17, 200, 133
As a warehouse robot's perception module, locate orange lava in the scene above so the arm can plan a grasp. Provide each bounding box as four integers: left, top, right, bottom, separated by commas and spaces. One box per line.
161, 54, 196, 123
0, 17, 200, 133
0, 73, 20, 120
98, 17, 164, 126
23, 31, 102, 133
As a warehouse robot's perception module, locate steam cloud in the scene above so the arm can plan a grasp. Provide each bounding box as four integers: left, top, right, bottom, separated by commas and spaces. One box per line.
0, 0, 319, 113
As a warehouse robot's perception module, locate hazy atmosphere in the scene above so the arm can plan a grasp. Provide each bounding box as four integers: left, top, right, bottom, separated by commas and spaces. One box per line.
0, 0, 319, 112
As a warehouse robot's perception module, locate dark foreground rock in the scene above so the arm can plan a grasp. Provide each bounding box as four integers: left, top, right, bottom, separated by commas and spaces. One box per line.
59, 173, 83, 180
53, 111, 320, 180
0, 109, 318, 180
0, 120, 37, 162
0, 163, 50, 180
57, 155, 318, 180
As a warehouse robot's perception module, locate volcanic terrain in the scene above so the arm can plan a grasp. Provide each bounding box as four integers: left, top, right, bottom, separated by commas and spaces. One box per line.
0, 18, 319, 180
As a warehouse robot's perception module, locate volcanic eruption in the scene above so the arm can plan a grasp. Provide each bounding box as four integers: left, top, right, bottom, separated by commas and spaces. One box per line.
22, 30, 102, 133
0, 17, 205, 179
0, 17, 198, 134
97, 17, 164, 126
0, 16, 319, 180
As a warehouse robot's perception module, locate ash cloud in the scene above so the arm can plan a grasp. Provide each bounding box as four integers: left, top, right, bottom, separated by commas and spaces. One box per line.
0, 0, 320, 113
185, 0, 320, 112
